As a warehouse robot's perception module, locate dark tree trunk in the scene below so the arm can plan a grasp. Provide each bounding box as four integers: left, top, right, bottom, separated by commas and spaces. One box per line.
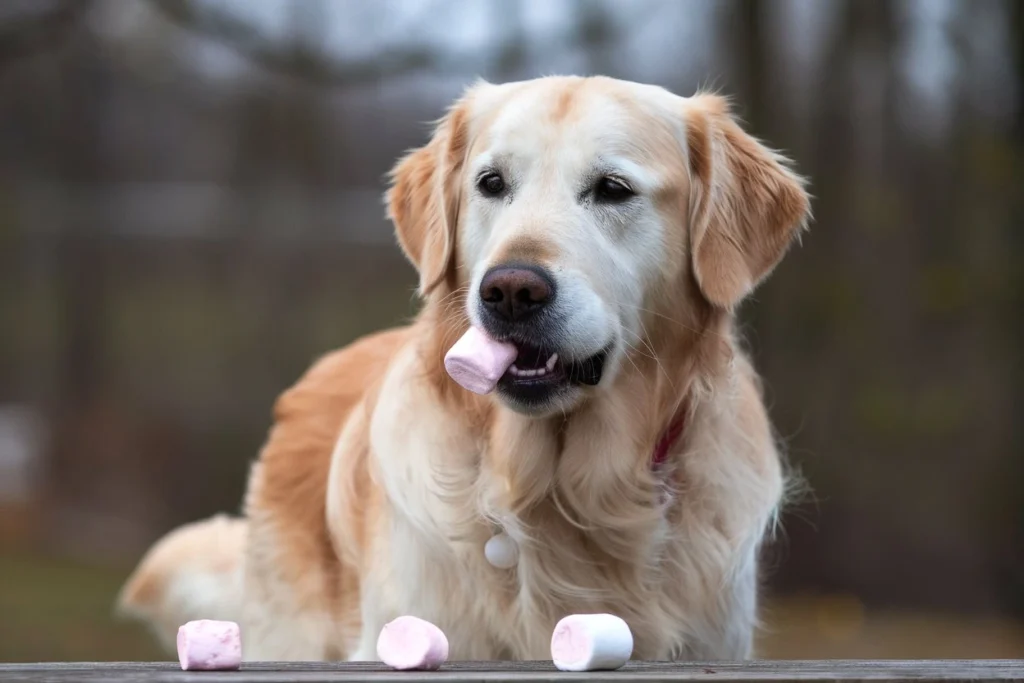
999, 0, 1024, 619
48, 18, 108, 514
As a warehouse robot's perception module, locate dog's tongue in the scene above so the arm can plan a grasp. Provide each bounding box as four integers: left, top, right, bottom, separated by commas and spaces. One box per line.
444, 327, 517, 395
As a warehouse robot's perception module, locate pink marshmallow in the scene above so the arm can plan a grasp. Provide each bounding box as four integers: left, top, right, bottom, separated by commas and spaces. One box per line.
443, 327, 517, 394
376, 616, 449, 671
551, 613, 633, 672
176, 619, 241, 671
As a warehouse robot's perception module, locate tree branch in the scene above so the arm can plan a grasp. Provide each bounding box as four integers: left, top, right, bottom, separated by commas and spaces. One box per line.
147, 0, 441, 86
0, 0, 91, 66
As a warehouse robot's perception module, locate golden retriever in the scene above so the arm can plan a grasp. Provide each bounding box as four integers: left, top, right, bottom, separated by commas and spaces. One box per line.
118, 75, 810, 662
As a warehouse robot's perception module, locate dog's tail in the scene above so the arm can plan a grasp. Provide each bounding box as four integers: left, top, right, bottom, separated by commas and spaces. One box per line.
116, 513, 246, 652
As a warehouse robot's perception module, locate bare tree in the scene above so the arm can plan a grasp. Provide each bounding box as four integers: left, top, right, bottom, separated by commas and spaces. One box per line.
1001, 0, 1024, 619
146, 0, 559, 88
0, 1, 89, 67
573, 0, 622, 76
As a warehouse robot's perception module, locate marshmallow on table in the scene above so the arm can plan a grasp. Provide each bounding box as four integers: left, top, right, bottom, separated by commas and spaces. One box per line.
550, 613, 633, 672
444, 326, 517, 395
176, 619, 241, 671
376, 616, 449, 671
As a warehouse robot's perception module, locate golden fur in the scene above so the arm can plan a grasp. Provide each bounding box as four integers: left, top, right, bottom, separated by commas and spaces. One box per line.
118, 76, 811, 661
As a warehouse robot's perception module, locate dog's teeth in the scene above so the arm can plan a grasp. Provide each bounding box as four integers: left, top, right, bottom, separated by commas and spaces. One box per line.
509, 357, 557, 378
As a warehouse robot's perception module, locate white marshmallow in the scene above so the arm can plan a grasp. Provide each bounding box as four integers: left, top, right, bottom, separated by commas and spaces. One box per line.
550, 613, 633, 672
176, 619, 241, 671
376, 616, 449, 670
443, 327, 517, 394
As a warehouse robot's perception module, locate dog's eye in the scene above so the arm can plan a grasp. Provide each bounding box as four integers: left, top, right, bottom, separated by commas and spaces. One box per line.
595, 177, 634, 203
478, 172, 506, 197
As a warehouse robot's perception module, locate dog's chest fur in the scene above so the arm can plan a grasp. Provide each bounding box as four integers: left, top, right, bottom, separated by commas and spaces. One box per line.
349, 342, 760, 661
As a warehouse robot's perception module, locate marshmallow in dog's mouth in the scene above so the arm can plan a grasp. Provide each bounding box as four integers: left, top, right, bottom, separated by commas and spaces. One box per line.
443, 326, 518, 394
443, 327, 607, 395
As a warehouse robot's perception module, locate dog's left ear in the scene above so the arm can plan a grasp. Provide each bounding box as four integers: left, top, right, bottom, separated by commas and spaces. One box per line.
685, 94, 811, 310
386, 99, 472, 296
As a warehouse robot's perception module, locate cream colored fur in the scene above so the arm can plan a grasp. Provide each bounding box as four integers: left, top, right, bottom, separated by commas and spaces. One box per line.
118, 76, 811, 663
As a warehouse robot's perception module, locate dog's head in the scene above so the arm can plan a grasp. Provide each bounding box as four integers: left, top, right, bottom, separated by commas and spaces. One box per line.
388, 77, 810, 416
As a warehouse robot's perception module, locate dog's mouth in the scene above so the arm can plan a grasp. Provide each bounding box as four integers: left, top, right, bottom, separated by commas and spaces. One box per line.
497, 341, 608, 408
502, 342, 606, 386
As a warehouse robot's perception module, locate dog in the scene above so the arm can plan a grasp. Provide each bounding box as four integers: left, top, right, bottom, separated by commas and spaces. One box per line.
117, 75, 811, 662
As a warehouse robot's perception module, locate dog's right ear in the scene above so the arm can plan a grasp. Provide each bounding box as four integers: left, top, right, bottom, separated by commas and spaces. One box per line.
386, 99, 473, 297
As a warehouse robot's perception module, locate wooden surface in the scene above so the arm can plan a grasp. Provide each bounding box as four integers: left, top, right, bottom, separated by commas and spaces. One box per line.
0, 661, 1022, 683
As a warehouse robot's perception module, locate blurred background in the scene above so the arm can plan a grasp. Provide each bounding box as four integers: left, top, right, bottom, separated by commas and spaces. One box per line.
1, 0, 1022, 663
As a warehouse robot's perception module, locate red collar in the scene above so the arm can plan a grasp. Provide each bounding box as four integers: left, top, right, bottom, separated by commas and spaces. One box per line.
652, 403, 688, 469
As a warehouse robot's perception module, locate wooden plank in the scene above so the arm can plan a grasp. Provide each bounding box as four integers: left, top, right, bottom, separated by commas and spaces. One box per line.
0, 661, 1022, 683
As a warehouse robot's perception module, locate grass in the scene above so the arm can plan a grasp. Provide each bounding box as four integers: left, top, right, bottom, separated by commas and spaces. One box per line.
0, 549, 164, 662
760, 593, 1024, 659
1, 550, 1023, 662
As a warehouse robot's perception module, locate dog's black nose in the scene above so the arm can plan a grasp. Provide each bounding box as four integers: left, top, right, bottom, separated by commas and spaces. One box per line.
480, 265, 555, 322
